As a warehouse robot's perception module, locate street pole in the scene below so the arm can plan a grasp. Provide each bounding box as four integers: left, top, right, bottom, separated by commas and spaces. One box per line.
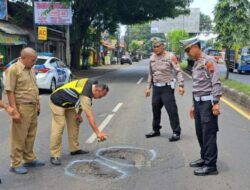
65, 25, 71, 67
32, 0, 38, 50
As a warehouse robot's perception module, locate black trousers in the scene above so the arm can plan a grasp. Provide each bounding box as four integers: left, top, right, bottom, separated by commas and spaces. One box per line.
152, 85, 181, 135
194, 100, 218, 167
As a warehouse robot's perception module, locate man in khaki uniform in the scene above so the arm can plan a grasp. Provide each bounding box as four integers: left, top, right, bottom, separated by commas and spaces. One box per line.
49, 78, 109, 165
5, 47, 45, 175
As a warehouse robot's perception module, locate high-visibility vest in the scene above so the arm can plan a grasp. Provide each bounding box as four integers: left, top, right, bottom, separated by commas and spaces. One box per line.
52, 78, 88, 95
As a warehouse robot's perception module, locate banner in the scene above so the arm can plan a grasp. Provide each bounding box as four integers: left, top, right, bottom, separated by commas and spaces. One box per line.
0, 0, 7, 20
34, 2, 72, 25
38, 26, 47, 40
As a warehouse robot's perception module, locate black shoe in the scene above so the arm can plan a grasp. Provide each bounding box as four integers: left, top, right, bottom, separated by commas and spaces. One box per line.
189, 159, 205, 167
70, 149, 89, 155
145, 131, 160, 138
194, 166, 218, 176
50, 157, 61, 166
169, 133, 180, 142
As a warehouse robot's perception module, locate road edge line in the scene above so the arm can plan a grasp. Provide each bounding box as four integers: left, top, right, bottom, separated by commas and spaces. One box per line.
182, 70, 250, 121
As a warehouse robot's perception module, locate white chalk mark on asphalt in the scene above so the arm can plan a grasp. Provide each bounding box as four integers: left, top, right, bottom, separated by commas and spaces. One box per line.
112, 102, 123, 113
137, 77, 144, 84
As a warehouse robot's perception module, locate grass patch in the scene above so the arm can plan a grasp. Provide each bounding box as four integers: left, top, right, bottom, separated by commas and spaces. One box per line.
221, 78, 250, 96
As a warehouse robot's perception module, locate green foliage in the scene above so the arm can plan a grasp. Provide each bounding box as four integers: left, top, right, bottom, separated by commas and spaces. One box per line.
14, 0, 193, 68
221, 79, 250, 96
214, 0, 250, 48
200, 13, 212, 32
128, 40, 143, 54
126, 23, 165, 56
214, 0, 250, 79
167, 30, 189, 54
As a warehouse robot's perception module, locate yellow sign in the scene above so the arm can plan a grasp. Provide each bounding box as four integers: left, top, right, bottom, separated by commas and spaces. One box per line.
38, 26, 47, 40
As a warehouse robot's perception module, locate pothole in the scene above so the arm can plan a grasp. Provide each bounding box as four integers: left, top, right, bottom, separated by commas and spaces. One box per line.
96, 147, 156, 167
64, 160, 126, 180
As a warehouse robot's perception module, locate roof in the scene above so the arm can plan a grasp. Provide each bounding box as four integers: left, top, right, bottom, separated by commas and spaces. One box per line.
0, 21, 29, 35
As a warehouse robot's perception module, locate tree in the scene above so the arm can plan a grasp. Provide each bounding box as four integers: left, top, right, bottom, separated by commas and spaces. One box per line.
66, 0, 192, 68
200, 13, 212, 32
214, 0, 250, 79
126, 23, 165, 56
167, 30, 189, 55
12, 0, 193, 68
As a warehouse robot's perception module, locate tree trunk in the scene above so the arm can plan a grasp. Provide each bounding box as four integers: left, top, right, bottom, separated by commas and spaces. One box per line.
71, 41, 82, 70
225, 48, 231, 80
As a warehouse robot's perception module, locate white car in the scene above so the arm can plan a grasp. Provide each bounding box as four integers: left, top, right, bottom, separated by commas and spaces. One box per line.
5, 56, 72, 92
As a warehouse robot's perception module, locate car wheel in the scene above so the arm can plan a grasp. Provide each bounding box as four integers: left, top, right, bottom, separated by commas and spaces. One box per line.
50, 78, 56, 92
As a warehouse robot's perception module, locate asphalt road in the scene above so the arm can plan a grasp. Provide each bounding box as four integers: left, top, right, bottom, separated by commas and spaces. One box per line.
218, 64, 250, 85
0, 60, 250, 190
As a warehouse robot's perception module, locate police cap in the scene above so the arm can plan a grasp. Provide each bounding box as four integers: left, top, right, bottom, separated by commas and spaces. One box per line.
151, 37, 165, 46
180, 37, 200, 50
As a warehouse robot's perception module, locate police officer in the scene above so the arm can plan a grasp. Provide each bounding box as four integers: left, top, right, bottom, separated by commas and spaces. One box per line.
49, 78, 109, 165
180, 37, 222, 176
5, 47, 45, 175
145, 37, 185, 141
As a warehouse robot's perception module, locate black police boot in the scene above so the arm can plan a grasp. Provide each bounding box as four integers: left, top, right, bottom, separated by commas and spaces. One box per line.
168, 133, 180, 142
145, 131, 161, 138
194, 166, 218, 176
189, 159, 205, 167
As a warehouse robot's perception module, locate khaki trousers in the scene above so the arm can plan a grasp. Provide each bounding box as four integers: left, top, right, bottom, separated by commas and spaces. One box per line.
10, 104, 37, 167
49, 101, 80, 157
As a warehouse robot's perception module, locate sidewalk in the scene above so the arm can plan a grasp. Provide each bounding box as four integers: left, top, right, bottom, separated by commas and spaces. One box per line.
71, 64, 130, 79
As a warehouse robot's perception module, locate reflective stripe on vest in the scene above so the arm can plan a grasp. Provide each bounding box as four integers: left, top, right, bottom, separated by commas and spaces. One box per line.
52, 78, 88, 95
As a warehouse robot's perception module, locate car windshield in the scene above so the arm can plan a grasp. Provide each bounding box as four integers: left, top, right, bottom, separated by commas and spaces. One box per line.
36, 58, 47, 65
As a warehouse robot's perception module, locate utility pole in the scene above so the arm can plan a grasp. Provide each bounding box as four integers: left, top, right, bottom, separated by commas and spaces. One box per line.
32, 0, 38, 50
65, 25, 71, 67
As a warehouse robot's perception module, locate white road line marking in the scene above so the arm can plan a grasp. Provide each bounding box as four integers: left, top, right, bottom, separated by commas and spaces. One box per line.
183, 70, 250, 120
86, 114, 114, 144
137, 77, 144, 84
112, 102, 123, 113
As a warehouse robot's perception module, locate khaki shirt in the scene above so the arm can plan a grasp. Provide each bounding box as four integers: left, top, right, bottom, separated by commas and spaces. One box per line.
4, 60, 39, 104
147, 51, 184, 89
79, 95, 92, 112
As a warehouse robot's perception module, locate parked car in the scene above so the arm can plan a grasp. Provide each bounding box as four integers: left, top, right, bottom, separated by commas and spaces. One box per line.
4, 56, 72, 92
121, 55, 132, 65
131, 55, 139, 62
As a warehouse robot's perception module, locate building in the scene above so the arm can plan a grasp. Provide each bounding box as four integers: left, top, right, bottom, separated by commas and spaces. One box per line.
151, 8, 200, 34
0, 20, 29, 63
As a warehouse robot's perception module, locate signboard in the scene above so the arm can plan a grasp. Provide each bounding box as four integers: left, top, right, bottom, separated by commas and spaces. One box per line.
38, 26, 47, 40
34, 2, 72, 25
0, 0, 7, 20
0, 32, 27, 45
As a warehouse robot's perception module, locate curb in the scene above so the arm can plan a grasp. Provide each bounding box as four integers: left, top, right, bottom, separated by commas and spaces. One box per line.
222, 86, 250, 111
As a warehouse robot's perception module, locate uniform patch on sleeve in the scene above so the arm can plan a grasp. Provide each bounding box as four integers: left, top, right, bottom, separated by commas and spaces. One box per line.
171, 55, 178, 64
206, 61, 214, 74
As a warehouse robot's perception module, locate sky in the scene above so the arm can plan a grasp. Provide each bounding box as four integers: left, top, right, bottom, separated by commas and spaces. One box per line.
190, 0, 218, 20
